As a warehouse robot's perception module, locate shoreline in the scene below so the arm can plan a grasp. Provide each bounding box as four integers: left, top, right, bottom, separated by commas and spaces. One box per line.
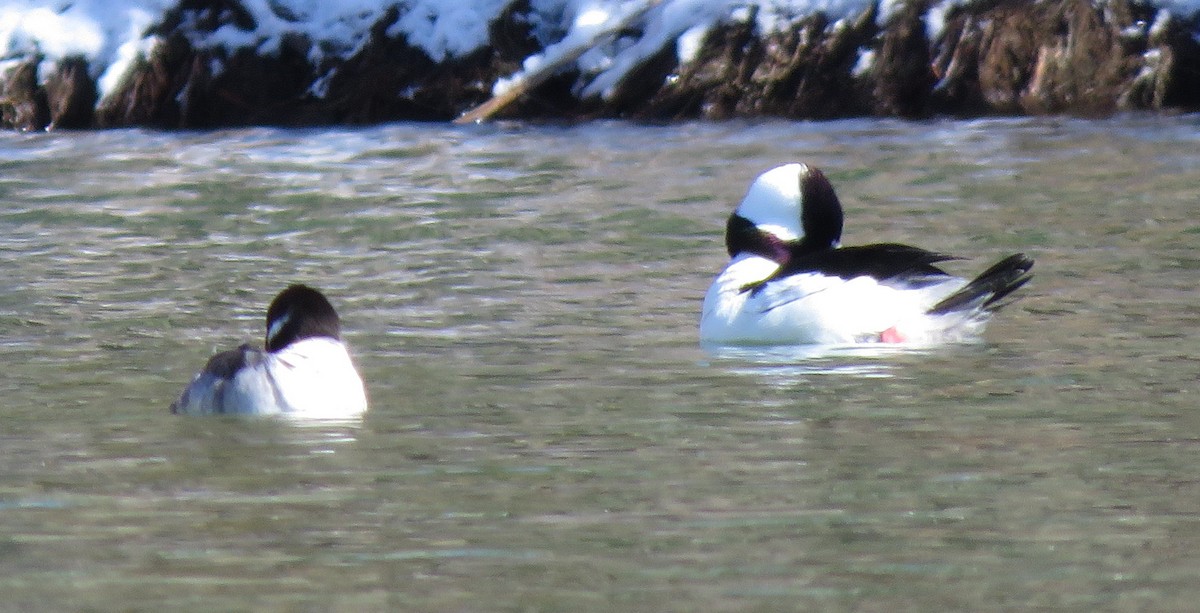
2, 0, 1197, 131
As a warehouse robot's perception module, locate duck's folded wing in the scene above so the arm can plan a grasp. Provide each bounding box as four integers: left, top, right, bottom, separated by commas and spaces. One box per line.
171, 344, 262, 414
746, 243, 955, 297
791, 243, 956, 281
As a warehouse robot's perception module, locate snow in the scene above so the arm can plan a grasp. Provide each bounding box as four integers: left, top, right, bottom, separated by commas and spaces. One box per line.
3, 0, 1200, 105
0, 1, 169, 90
389, 1, 512, 61
578, 0, 735, 99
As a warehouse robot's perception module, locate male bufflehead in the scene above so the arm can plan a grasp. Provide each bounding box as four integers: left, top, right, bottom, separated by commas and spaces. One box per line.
171, 284, 368, 417
700, 163, 1033, 346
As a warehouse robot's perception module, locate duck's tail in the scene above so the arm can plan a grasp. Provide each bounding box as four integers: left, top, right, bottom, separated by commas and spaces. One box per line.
928, 254, 1034, 316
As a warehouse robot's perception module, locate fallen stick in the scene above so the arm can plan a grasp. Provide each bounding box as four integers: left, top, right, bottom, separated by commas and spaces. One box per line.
453, 0, 663, 124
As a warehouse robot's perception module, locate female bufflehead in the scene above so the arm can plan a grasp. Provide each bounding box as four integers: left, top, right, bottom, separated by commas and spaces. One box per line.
171, 284, 368, 417
700, 163, 1033, 346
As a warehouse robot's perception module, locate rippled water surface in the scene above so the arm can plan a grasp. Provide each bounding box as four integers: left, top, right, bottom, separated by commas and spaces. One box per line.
1, 117, 1198, 610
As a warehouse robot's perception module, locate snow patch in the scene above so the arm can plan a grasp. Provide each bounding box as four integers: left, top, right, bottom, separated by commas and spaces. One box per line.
5, 0, 1200, 108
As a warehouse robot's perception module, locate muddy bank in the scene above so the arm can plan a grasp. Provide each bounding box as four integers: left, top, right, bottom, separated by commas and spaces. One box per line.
3, 0, 1198, 130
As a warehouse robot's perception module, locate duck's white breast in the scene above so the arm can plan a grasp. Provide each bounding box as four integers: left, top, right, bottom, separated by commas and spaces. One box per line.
700, 254, 968, 345
176, 338, 367, 418
262, 338, 368, 418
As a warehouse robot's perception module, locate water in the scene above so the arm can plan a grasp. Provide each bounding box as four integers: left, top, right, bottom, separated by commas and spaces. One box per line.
1, 117, 1198, 610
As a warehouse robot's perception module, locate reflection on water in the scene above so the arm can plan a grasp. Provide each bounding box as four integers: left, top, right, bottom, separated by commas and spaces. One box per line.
702, 342, 925, 379
1, 117, 1199, 610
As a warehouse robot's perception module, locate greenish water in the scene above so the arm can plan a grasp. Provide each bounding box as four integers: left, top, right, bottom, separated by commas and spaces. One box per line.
1, 117, 1198, 611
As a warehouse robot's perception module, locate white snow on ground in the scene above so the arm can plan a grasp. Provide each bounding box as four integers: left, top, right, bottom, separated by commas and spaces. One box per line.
0, 1, 168, 98
2, 0, 1200, 104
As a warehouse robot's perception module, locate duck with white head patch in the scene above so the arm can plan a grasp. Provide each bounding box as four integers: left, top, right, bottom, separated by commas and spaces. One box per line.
171, 284, 368, 417
700, 163, 1033, 346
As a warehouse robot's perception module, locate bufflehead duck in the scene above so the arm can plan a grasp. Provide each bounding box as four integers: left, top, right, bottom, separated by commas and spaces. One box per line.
171, 284, 368, 417
700, 163, 1033, 346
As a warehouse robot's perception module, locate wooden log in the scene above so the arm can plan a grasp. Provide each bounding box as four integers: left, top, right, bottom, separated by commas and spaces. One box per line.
454, 0, 663, 124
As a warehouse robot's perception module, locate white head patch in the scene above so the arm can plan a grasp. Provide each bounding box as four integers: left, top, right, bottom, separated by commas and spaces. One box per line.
735, 163, 807, 242
266, 311, 291, 346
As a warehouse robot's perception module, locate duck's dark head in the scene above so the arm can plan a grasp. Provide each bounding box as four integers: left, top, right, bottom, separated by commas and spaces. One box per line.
724, 163, 844, 264
264, 284, 341, 352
